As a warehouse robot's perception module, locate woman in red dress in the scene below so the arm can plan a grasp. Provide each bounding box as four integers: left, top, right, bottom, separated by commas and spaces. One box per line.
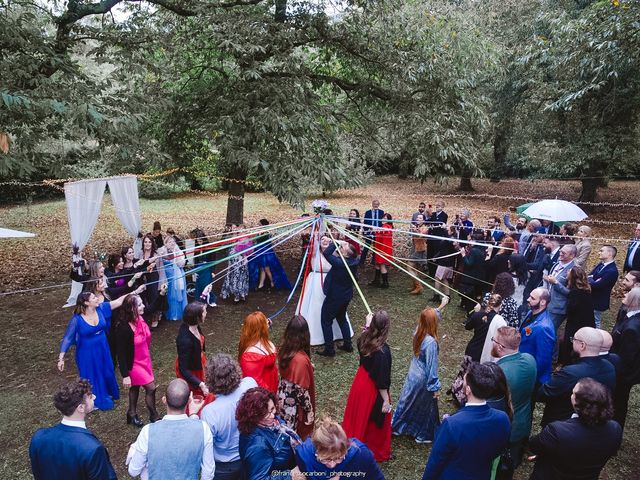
342, 310, 392, 462
239, 311, 278, 393
277, 315, 315, 440
372, 213, 393, 288
175, 302, 215, 413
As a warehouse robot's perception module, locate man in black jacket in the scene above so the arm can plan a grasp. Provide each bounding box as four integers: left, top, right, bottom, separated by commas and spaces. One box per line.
317, 237, 359, 357
529, 377, 622, 480
536, 327, 616, 426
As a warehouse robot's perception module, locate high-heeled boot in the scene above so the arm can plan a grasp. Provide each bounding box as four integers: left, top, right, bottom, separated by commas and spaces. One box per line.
368, 269, 381, 287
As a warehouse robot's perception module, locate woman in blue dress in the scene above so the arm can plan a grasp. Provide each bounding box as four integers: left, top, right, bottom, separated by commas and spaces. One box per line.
162, 235, 188, 320
57, 289, 139, 410
249, 219, 292, 292
392, 296, 449, 443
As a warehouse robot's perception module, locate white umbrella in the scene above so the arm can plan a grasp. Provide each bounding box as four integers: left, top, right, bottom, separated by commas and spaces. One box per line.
522, 199, 588, 223
0, 227, 36, 238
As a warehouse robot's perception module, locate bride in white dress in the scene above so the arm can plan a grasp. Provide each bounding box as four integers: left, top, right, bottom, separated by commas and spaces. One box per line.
297, 227, 354, 346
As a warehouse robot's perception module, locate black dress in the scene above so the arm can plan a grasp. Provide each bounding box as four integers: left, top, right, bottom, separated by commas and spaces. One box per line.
464, 311, 497, 362
558, 289, 595, 365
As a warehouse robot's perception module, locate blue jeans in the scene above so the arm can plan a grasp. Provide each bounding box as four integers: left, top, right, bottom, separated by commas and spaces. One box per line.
593, 310, 604, 329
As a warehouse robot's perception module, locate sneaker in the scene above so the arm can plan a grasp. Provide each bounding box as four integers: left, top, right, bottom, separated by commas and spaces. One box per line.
415, 438, 432, 444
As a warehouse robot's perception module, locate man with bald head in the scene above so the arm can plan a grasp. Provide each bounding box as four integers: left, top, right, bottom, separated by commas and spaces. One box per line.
127, 379, 214, 479
599, 330, 621, 373
536, 327, 616, 426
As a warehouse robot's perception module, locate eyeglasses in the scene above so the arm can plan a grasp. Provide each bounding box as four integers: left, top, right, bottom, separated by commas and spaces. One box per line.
491, 337, 507, 349
315, 453, 346, 464
569, 336, 595, 347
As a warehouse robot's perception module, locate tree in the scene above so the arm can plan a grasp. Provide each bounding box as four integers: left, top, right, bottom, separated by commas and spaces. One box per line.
517, 0, 640, 202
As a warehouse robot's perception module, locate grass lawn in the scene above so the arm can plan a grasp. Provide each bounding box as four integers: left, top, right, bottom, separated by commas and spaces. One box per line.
0, 177, 638, 479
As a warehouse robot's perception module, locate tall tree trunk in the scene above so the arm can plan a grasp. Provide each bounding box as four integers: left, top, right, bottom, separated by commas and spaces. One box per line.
578, 178, 599, 207
491, 125, 509, 183
275, 0, 287, 22
225, 174, 246, 226
397, 150, 411, 179
459, 174, 474, 191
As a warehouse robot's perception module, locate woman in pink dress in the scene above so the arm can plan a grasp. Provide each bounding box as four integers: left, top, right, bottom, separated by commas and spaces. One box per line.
115, 294, 159, 427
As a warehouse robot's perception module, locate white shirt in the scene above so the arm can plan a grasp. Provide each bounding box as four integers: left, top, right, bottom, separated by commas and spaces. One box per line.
61, 418, 86, 429
127, 414, 215, 480
465, 401, 487, 406
627, 309, 640, 318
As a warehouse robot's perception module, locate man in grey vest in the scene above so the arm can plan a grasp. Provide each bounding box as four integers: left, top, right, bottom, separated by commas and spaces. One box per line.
127, 379, 214, 480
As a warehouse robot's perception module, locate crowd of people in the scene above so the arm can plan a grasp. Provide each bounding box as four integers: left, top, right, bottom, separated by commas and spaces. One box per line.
27, 206, 640, 479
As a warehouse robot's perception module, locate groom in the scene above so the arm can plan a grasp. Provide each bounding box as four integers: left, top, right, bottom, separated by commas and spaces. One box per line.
317, 236, 359, 357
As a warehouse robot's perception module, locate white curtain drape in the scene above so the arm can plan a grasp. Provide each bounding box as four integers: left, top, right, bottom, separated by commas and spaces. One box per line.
108, 176, 141, 237
108, 176, 142, 258
63, 179, 107, 307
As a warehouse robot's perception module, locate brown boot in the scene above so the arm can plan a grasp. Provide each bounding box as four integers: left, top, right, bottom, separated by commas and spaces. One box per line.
410, 281, 423, 295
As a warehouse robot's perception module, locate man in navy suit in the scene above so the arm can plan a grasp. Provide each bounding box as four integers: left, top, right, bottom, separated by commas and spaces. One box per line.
359, 199, 384, 269
539, 219, 560, 236
588, 245, 619, 328
623, 223, 640, 272
485, 216, 505, 245
29, 379, 117, 480
318, 237, 359, 357
422, 363, 510, 480
536, 327, 616, 426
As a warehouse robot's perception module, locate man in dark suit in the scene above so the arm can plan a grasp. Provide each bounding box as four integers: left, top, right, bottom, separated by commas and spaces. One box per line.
318, 237, 359, 357
599, 330, 622, 374
529, 378, 622, 480
538, 219, 560, 236
426, 199, 448, 278
29, 379, 117, 480
485, 216, 505, 245
359, 199, 384, 269
588, 245, 619, 328
536, 327, 616, 426
422, 362, 510, 480
493, 327, 537, 475
623, 223, 640, 272
610, 288, 640, 429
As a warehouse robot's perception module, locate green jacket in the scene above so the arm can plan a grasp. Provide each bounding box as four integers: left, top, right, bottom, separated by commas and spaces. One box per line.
498, 352, 537, 442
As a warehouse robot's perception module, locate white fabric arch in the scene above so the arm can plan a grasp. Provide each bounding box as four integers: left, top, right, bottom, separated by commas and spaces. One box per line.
63, 176, 141, 307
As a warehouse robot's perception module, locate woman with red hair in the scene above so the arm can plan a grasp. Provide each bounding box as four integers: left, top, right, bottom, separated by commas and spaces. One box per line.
485, 235, 515, 285
237, 387, 299, 479
392, 297, 449, 443
239, 311, 278, 393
